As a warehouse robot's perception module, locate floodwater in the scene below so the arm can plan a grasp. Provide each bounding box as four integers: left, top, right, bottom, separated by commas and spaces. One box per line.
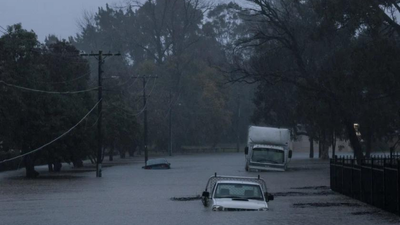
0, 152, 399, 225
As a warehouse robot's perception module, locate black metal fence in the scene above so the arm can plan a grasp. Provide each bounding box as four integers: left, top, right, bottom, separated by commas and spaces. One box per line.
330, 155, 400, 215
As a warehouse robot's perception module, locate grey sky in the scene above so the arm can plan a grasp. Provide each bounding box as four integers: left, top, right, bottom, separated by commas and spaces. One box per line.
0, 0, 128, 41
1, 1, 398, 43
0, 0, 245, 42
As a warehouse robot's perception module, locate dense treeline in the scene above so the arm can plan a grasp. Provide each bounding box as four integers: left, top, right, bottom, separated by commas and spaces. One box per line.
0, 25, 98, 177
230, 0, 400, 161
72, 0, 254, 152
0, 1, 254, 177
0, 24, 141, 177
2, 0, 399, 177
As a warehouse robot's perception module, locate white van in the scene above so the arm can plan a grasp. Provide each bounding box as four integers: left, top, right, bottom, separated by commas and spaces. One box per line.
245, 126, 292, 171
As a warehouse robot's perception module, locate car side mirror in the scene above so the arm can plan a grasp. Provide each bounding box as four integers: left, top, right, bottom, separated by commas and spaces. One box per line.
288, 150, 292, 159
202, 191, 210, 207
245, 147, 248, 155
265, 192, 274, 202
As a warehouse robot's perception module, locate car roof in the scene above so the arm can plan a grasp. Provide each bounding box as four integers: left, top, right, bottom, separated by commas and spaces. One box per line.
146, 158, 169, 165
216, 180, 260, 185
204, 175, 268, 192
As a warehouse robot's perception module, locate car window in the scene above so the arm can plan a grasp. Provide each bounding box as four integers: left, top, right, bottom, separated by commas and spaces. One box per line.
214, 183, 263, 199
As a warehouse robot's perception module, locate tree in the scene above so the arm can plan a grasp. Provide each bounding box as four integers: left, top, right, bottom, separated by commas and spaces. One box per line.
72, 1, 246, 153
229, 0, 400, 162
0, 25, 96, 177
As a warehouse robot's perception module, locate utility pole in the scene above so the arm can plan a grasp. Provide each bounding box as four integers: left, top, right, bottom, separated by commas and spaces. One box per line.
143, 76, 148, 164
169, 90, 172, 156
236, 96, 241, 152
132, 75, 157, 165
81, 50, 120, 177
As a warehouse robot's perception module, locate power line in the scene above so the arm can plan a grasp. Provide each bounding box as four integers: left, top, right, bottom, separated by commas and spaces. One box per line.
123, 76, 152, 105
0, 80, 98, 94
147, 77, 158, 97
105, 103, 147, 118
105, 74, 141, 91
160, 89, 183, 121
0, 25, 7, 34
10, 71, 91, 85
0, 99, 102, 165
126, 75, 149, 95
84, 111, 103, 130
31, 71, 91, 84
125, 75, 141, 90
3, 63, 92, 83
101, 77, 157, 119
132, 102, 148, 116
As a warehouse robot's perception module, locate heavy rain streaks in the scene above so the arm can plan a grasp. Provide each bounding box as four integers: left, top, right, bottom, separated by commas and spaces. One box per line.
1, 0, 400, 225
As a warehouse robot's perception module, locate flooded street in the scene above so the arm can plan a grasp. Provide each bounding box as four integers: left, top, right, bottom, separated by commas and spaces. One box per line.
0, 152, 399, 225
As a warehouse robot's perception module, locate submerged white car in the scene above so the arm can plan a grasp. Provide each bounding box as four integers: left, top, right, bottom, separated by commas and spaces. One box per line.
201, 174, 274, 211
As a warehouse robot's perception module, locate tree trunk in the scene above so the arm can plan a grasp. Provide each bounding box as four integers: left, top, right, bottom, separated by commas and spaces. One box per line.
318, 130, 322, 158
120, 150, 126, 159
331, 131, 336, 159
321, 144, 329, 159
129, 145, 136, 157
53, 159, 62, 172
109, 147, 114, 161
73, 159, 83, 168
309, 137, 314, 158
318, 141, 322, 159
344, 120, 364, 164
48, 163, 54, 172
47, 149, 54, 172
24, 155, 39, 178
321, 129, 329, 160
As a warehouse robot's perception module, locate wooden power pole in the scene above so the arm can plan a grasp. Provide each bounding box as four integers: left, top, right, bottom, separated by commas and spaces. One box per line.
81, 51, 120, 177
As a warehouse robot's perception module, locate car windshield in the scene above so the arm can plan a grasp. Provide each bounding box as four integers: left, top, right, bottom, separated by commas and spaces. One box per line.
214, 183, 263, 200
252, 148, 284, 164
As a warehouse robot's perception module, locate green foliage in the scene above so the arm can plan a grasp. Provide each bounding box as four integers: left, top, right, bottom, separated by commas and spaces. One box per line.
0, 25, 96, 175
72, 0, 251, 152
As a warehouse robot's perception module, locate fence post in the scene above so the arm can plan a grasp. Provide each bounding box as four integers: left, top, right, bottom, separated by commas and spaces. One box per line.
360, 158, 364, 201
371, 158, 374, 205
351, 158, 354, 198
332, 155, 338, 191
330, 158, 332, 190
397, 159, 400, 216
383, 157, 386, 210
341, 157, 345, 194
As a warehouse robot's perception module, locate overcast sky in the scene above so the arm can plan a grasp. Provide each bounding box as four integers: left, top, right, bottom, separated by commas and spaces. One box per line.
0, 0, 246, 42
0, 0, 128, 41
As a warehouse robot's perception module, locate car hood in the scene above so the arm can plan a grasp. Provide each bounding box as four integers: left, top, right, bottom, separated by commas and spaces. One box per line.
213, 198, 268, 210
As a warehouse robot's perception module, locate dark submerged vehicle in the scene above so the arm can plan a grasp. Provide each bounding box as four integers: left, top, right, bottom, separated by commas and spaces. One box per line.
142, 158, 171, 169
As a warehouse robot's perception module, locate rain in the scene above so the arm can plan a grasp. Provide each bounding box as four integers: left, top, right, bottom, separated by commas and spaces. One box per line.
1, 0, 400, 224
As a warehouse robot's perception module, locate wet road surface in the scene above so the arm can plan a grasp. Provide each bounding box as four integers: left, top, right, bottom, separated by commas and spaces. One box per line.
0, 152, 399, 225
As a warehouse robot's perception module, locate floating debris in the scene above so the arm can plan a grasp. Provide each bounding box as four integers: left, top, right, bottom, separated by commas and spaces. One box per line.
351, 211, 380, 215
293, 202, 361, 208
273, 191, 336, 197
290, 186, 330, 190
171, 195, 202, 201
